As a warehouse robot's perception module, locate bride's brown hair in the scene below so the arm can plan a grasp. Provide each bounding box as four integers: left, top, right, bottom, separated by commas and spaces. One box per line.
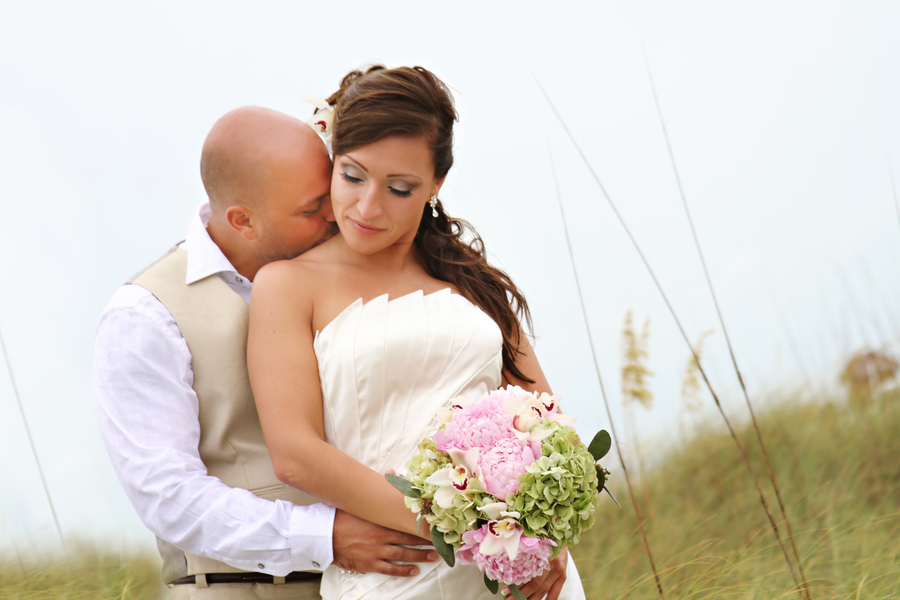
326, 65, 534, 383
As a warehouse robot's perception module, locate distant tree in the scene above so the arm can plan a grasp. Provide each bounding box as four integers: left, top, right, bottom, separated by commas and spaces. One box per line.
841, 349, 898, 409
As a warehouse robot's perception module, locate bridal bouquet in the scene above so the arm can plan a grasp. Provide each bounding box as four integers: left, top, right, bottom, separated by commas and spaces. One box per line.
387, 386, 613, 599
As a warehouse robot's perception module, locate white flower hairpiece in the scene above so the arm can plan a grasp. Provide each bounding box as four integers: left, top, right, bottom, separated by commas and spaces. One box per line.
300, 96, 336, 156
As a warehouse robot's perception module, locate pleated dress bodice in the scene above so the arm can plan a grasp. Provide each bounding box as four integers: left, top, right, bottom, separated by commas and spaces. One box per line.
314, 288, 503, 474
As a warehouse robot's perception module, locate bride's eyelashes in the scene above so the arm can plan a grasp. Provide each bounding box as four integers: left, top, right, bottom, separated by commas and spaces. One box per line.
339, 170, 415, 199
340, 170, 363, 185
388, 186, 413, 199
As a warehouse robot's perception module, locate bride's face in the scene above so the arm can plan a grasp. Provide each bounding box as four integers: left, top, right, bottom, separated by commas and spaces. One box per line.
331, 135, 443, 255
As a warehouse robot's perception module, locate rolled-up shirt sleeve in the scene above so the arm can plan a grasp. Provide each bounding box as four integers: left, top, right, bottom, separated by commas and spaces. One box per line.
92, 284, 334, 575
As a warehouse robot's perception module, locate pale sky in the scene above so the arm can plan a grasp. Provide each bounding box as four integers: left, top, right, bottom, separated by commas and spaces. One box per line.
1, 1, 899, 554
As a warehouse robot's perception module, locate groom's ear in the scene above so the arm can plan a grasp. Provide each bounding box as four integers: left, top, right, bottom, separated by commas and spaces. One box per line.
225, 204, 259, 241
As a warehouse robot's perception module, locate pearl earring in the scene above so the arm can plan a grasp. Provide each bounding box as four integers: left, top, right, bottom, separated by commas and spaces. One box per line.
429, 195, 439, 218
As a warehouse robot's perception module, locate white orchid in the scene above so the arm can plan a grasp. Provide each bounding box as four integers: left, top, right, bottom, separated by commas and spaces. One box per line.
300, 97, 336, 155
424, 447, 481, 508
502, 386, 576, 443
479, 517, 524, 560
436, 394, 474, 424
479, 501, 521, 521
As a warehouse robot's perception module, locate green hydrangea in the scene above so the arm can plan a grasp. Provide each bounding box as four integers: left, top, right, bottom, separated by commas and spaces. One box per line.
424, 491, 491, 546
512, 427, 600, 548
400, 421, 605, 552
402, 436, 493, 548
406, 438, 451, 487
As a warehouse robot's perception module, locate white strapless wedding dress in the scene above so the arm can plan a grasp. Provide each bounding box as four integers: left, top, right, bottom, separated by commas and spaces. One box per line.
313, 289, 586, 600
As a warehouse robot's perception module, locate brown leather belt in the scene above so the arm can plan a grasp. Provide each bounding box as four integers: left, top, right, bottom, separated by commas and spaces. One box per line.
172, 571, 322, 585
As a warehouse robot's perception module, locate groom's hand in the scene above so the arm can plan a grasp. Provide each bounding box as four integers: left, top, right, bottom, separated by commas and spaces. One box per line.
331, 509, 438, 577
505, 547, 568, 600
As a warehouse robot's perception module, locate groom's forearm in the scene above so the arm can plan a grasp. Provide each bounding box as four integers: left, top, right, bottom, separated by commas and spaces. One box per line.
92, 286, 336, 575
269, 434, 425, 540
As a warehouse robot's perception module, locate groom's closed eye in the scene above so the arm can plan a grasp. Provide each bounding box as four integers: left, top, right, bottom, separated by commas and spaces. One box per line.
297, 195, 329, 216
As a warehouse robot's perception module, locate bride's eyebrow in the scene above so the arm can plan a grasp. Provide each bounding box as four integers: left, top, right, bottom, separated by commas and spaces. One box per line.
343, 154, 422, 181
342, 155, 368, 172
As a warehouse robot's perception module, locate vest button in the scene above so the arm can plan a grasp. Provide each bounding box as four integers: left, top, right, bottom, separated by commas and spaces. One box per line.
258, 563, 265, 569
312, 561, 321, 568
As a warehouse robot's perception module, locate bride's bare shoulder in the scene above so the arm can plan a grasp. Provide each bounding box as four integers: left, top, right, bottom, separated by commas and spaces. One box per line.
255, 238, 340, 290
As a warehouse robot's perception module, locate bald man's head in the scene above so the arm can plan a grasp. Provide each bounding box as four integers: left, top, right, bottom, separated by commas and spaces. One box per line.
200, 106, 328, 212
199, 106, 336, 280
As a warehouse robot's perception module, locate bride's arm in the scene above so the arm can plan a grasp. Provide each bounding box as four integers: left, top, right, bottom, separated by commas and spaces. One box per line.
247, 261, 424, 540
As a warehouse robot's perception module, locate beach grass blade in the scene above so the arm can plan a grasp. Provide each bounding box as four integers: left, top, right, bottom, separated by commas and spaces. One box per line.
0, 325, 68, 562
547, 149, 666, 599
642, 49, 810, 600
538, 71, 801, 594
890, 155, 900, 257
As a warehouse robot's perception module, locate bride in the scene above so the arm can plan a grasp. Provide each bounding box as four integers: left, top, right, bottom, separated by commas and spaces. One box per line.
247, 65, 587, 600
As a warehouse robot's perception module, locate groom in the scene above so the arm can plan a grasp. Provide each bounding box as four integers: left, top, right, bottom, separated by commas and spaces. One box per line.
93, 106, 437, 599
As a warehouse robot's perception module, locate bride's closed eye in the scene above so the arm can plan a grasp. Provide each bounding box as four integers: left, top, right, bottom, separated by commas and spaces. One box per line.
340, 171, 363, 185
388, 185, 413, 198
341, 168, 415, 199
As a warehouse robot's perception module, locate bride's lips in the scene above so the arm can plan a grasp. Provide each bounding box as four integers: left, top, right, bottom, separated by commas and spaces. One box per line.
347, 218, 384, 235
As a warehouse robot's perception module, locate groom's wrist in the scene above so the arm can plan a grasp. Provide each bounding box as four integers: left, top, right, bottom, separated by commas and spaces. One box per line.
287, 502, 335, 572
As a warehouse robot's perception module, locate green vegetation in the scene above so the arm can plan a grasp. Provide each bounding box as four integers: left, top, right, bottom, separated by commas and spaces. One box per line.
3, 392, 898, 599
0, 546, 160, 599
575, 390, 900, 599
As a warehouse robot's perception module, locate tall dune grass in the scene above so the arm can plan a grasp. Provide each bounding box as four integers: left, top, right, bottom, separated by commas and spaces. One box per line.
539, 78, 808, 595
5, 390, 896, 598
574, 389, 900, 599
0, 544, 161, 599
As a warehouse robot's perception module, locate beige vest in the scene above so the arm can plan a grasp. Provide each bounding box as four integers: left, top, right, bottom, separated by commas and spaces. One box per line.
129, 246, 318, 583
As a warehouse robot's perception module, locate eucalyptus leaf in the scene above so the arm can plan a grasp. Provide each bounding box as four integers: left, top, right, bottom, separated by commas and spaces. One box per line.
509, 584, 527, 600
605, 486, 623, 509
484, 573, 499, 594
385, 474, 421, 498
431, 527, 455, 567
588, 430, 612, 461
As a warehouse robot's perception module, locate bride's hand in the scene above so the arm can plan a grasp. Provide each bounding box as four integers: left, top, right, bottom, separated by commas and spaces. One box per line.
503, 547, 568, 600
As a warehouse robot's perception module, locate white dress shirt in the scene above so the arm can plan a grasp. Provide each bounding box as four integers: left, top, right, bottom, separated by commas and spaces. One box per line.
93, 203, 335, 576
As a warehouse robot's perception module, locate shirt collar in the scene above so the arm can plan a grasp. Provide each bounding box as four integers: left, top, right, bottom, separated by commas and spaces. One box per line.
183, 202, 243, 285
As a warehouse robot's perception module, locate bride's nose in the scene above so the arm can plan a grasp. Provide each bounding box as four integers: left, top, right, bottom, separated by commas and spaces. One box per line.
355, 184, 383, 219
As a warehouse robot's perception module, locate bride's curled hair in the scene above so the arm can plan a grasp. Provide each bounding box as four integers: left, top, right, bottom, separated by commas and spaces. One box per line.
327, 65, 534, 383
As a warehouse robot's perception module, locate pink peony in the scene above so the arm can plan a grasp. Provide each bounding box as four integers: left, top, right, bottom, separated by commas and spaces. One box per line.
478, 437, 537, 499
457, 525, 556, 586
434, 395, 515, 452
